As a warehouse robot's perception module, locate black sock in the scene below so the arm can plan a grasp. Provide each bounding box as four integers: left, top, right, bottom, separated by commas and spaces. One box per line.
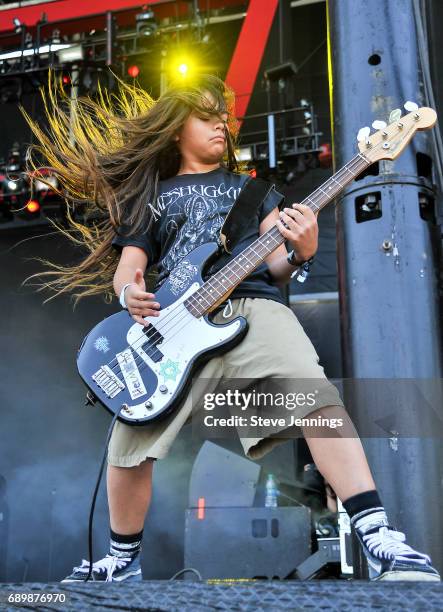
343, 490, 392, 548
110, 528, 143, 558
342, 489, 383, 521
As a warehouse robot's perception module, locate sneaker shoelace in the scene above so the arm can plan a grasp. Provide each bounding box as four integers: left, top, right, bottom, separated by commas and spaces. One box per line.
74, 554, 133, 581
363, 526, 431, 564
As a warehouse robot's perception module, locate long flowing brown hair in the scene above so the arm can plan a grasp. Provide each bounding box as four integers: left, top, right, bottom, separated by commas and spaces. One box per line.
21, 69, 241, 304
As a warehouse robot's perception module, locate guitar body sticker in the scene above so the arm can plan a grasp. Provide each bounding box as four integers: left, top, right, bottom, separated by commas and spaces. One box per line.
159, 358, 181, 382
94, 336, 110, 353
117, 349, 147, 400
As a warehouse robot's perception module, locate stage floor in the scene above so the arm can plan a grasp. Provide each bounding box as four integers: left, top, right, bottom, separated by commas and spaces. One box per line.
1, 579, 442, 611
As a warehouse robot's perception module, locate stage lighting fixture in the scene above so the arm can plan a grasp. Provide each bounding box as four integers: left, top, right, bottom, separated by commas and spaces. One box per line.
26, 200, 40, 214
24, 33, 33, 50
4, 176, 25, 195
170, 54, 196, 80
128, 65, 140, 78
318, 143, 332, 168
34, 173, 58, 192
235, 146, 253, 161
13, 17, 22, 33
50, 29, 61, 45
264, 61, 297, 82
136, 8, 157, 37
58, 44, 84, 63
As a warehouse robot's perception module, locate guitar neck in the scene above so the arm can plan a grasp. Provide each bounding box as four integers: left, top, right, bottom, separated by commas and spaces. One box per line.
185, 152, 371, 317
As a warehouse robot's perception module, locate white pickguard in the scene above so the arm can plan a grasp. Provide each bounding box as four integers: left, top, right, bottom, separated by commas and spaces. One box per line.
120, 283, 241, 421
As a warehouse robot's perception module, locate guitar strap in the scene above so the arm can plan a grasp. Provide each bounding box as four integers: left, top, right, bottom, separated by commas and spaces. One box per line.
218, 175, 280, 254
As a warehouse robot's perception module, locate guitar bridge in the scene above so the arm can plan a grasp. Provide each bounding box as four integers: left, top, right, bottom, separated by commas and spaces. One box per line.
92, 365, 125, 398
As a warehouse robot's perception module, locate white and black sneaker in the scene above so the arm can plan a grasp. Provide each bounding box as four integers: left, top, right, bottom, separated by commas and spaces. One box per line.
353, 509, 440, 581
61, 552, 142, 582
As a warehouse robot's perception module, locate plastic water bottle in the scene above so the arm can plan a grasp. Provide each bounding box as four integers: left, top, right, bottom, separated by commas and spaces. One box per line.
264, 474, 278, 508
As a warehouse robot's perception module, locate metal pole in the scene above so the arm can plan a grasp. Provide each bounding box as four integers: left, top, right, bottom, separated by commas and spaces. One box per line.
69, 34, 81, 148
160, 48, 168, 96
267, 114, 276, 169
327, 0, 443, 573
105, 11, 114, 67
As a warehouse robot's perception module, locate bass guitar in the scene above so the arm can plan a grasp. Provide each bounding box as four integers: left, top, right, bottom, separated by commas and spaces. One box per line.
77, 104, 436, 424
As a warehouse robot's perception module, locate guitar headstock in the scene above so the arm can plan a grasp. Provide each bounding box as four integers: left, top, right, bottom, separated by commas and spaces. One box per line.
357, 102, 437, 163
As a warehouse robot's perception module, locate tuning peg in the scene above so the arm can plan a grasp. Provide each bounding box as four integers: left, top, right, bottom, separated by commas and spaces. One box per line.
357, 126, 371, 143
372, 120, 387, 130
404, 101, 419, 112
389, 108, 402, 124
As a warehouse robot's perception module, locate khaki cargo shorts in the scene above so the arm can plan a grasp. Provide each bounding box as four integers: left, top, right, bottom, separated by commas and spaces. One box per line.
107, 297, 345, 467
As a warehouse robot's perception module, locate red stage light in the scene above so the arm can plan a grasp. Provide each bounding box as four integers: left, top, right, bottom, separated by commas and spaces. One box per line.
249, 168, 257, 178
197, 497, 205, 520
26, 200, 40, 213
62, 75, 71, 85
318, 143, 332, 168
128, 65, 140, 78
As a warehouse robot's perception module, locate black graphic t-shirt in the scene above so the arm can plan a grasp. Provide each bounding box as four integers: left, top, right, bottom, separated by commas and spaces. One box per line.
112, 166, 286, 304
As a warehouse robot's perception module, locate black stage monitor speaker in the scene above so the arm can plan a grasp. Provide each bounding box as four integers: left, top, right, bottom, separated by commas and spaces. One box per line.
184, 506, 311, 580
185, 442, 311, 579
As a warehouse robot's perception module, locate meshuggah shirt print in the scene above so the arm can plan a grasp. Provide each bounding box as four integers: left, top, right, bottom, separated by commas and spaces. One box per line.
112, 166, 285, 304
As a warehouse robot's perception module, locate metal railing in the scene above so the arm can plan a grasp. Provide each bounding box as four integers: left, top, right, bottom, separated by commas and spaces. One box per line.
238, 104, 322, 168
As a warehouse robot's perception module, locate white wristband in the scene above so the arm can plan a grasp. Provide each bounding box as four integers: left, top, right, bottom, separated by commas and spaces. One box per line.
119, 283, 134, 309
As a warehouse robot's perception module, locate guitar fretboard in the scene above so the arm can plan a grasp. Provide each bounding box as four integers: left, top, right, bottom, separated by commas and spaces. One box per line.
185, 152, 370, 317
